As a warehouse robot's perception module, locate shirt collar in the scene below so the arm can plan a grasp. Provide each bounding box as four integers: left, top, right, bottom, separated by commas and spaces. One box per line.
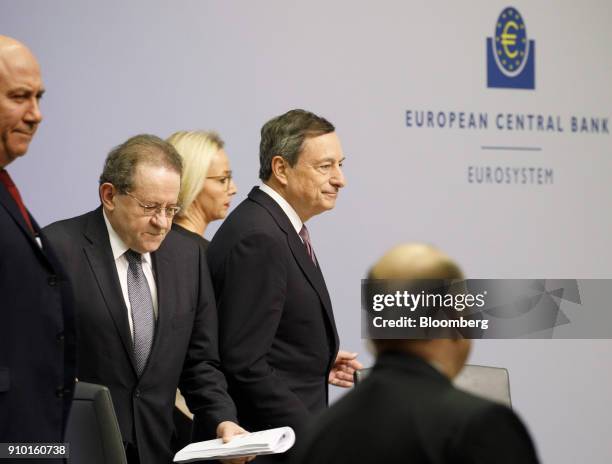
102, 208, 152, 265
259, 183, 303, 235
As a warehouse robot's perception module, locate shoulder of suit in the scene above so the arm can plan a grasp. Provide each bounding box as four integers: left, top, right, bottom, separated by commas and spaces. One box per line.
435, 383, 518, 430
224, 199, 287, 236
42, 209, 95, 239
159, 227, 204, 258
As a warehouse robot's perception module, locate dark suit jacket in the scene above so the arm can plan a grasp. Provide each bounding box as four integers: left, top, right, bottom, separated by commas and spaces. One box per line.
294, 351, 540, 464
0, 178, 77, 454
200, 187, 339, 461
43, 208, 236, 464
172, 223, 209, 252
170, 223, 209, 450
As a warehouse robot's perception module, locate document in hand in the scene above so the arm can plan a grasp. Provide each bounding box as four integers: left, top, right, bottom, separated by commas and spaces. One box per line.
173, 427, 296, 462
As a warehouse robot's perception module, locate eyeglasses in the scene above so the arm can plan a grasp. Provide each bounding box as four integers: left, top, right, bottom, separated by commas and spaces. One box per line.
206, 171, 233, 192
124, 192, 181, 218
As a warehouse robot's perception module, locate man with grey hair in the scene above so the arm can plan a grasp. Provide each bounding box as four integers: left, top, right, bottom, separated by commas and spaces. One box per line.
294, 243, 540, 464
44, 134, 249, 464
203, 109, 361, 463
0, 35, 76, 452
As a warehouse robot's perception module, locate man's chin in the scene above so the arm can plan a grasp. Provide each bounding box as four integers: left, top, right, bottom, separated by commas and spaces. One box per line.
139, 235, 166, 253
6, 146, 29, 162
322, 197, 337, 210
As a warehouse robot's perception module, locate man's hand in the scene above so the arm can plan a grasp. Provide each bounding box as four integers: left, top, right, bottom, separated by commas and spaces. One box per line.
328, 350, 364, 388
216, 421, 255, 463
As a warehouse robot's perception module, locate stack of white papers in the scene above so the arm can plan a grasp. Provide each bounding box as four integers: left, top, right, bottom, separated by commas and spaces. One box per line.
173, 427, 295, 462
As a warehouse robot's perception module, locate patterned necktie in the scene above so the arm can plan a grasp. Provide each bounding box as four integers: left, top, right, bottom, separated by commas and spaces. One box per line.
125, 250, 155, 376
0, 169, 34, 234
299, 224, 317, 267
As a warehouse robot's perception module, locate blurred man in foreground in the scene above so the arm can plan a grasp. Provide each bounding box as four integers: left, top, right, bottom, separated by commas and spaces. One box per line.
294, 243, 540, 464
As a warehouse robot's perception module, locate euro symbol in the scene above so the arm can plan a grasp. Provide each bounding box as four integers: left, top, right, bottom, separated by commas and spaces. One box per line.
501, 20, 519, 59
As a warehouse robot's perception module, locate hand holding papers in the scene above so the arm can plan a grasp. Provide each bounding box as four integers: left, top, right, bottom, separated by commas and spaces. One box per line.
173, 427, 296, 462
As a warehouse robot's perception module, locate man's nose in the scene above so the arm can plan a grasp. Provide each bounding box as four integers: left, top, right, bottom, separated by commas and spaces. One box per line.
330, 165, 346, 188
151, 210, 170, 228
25, 97, 43, 125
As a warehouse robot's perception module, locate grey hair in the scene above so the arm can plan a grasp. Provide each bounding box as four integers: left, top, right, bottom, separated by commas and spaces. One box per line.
99, 134, 183, 193
258, 109, 335, 181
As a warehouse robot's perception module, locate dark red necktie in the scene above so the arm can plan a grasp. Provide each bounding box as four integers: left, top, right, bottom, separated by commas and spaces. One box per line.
0, 169, 34, 234
299, 224, 317, 267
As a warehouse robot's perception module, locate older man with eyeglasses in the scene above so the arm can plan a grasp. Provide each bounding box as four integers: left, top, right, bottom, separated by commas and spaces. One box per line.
43, 134, 252, 464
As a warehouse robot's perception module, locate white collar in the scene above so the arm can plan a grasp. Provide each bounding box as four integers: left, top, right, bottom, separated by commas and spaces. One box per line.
259, 183, 303, 235
102, 208, 153, 265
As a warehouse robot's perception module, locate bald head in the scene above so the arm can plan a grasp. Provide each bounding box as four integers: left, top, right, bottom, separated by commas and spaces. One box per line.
369, 243, 464, 281
0, 36, 44, 168
369, 243, 470, 379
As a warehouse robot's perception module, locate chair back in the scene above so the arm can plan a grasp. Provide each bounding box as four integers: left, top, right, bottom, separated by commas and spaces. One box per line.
354, 363, 512, 407
65, 382, 127, 464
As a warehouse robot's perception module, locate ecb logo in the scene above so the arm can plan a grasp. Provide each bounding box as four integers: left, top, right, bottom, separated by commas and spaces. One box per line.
487, 7, 535, 89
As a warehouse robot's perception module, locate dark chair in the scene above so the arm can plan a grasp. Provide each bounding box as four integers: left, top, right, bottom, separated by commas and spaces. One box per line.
65, 382, 127, 464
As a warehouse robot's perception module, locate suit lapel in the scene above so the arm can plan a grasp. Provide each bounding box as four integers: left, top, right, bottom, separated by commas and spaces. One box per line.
249, 187, 339, 338
82, 208, 137, 373
0, 182, 45, 254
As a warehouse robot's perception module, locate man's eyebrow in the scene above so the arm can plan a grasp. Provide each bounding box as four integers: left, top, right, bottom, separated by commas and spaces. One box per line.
316, 156, 346, 164
8, 86, 31, 94
9, 87, 46, 97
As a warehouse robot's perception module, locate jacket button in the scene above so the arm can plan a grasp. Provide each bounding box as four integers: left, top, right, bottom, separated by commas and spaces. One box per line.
48, 275, 58, 286
56, 386, 64, 398
134, 389, 141, 398
56, 332, 65, 342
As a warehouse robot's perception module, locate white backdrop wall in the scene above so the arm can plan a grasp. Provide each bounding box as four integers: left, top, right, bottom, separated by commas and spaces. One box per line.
3, 1, 611, 462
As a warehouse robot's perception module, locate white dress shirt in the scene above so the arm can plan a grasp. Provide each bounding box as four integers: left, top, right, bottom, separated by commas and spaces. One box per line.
103, 210, 158, 340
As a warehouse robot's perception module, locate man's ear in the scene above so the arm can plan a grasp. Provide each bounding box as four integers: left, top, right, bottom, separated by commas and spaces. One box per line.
270, 155, 290, 186
99, 183, 117, 211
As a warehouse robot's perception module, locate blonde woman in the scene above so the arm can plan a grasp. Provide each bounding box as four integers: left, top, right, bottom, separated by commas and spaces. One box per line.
166, 130, 237, 450
167, 130, 237, 248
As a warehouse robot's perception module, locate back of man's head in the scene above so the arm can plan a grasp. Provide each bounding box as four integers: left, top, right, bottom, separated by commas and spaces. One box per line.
368, 243, 471, 379
258, 109, 334, 181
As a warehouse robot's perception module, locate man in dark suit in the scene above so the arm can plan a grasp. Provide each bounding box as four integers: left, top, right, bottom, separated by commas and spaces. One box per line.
202, 109, 362, 462
294, 244, 540, 464
44, 135, 249, 464
0, 35, 77, 454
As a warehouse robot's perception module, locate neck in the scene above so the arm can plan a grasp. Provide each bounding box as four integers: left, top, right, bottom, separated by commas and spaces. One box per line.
416, 342, 463, 380
174, 206, 209, 236
264, 180, 310, 223
381, 341, 461, 380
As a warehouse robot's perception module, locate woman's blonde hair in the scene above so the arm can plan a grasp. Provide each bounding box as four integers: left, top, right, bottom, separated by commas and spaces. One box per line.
166, 130, 224, 218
